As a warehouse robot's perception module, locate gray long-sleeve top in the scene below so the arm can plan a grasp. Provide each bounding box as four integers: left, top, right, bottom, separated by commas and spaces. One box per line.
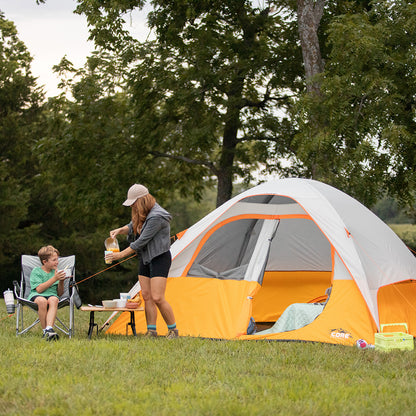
127, 203, 172, 264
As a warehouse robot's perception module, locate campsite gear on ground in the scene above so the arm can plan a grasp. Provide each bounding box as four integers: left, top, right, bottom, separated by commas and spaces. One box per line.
13, 255, 79, 338
106, 179, 416, 344
375, 323, 414, 352
356, 339, 374, 349
104, 237, 120, 264
3, 289, 15, 314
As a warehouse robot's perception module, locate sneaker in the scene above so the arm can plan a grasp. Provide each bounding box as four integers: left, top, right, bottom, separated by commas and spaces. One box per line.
42, 328, 53, 338
166, 329, 179, 339
144, 330, 158, 338
44, 328, 59, 341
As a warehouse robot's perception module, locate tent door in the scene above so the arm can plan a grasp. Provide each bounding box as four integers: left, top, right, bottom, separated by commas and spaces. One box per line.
244, 219, 280, 284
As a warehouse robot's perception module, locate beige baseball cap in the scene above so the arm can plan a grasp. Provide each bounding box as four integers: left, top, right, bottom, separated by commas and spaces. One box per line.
122, 184, 149, 206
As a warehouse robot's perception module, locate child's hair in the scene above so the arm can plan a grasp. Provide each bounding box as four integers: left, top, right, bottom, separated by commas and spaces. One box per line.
38, 245, 60, 265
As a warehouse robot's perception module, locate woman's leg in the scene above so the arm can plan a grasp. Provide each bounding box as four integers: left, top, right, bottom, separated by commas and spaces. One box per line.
150, 276, 176, 326
46, 296, 59, 328
139, 275, 158, 326
34, 297, 48, 329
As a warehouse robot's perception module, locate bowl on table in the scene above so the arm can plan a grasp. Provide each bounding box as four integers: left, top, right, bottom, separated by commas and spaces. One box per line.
102, 300, 117, 308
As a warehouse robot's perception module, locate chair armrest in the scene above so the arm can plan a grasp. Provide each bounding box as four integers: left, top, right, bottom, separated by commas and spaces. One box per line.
15, 296, 39, 311
13, 280, 21, 298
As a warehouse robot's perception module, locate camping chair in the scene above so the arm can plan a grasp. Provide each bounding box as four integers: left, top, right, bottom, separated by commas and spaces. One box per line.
13, 254, 80, 338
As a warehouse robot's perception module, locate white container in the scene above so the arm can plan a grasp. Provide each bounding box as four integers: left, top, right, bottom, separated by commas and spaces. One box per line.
3, 289, 15, 314
120, 293, 131, 300
115, 299, 127, 308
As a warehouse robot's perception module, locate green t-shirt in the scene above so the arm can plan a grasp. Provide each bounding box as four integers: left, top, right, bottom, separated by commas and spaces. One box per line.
29, 267, 59, 300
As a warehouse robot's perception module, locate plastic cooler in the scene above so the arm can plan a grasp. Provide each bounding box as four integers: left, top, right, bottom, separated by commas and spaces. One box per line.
375, 323, 414, 352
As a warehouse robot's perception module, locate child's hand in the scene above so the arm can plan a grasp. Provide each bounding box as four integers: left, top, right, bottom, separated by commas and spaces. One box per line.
55, 270, 66, 281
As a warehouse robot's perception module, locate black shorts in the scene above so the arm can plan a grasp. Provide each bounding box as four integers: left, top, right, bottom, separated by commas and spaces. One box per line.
139, 251, 172, 278
30, 295, 58, 302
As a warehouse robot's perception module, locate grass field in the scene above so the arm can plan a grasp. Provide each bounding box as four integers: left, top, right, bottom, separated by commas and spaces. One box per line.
1, 299, 416, 416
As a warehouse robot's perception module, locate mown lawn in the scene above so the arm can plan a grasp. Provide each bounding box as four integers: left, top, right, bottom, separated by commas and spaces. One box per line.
1, 299, 416, 416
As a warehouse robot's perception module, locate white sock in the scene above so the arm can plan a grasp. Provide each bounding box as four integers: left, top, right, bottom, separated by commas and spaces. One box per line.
45, 326, 53, 331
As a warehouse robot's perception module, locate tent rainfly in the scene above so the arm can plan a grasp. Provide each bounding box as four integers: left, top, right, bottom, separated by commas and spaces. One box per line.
107, 179, 416, 345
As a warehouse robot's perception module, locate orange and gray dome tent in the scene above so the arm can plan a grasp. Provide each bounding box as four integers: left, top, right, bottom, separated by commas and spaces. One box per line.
106, 179, 416, 346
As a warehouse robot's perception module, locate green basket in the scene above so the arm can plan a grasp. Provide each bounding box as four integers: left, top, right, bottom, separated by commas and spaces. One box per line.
375, 323, 414, 352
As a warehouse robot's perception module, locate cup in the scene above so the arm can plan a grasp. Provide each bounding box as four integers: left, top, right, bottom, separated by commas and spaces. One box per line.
104, 250, 113, 264
115, 299, 127, 308
59, 268, 72, 277
3, 289, 15, 314
120, 293, 131, 300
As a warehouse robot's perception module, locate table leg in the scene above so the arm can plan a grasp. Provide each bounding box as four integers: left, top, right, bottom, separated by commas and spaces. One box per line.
126, 311, 137, 336
87, 311, 98, 339
131, 311, 136, 336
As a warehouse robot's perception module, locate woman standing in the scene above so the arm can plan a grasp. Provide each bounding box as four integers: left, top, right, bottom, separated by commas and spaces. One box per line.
106, 184, 178, 338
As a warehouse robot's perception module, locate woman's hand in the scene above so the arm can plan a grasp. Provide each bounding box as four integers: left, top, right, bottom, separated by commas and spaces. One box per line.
110, 225, 129, 239
110, 228, 122, 239
105, 251, 122, 263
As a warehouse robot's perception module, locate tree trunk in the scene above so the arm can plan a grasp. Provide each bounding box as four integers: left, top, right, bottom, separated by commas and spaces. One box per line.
297, 0, 325, 95
297, 0, 325, 179
216, 106, 240, 207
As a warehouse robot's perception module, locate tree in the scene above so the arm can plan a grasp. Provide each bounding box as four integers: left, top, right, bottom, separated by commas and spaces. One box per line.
297, 0, 325, 96
75, 0, 303, 206
294, 0, 416, 209
0, 13, 44, 289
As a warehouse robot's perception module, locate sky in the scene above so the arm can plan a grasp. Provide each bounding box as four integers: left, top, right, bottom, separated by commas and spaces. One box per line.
0, 0, 151, 97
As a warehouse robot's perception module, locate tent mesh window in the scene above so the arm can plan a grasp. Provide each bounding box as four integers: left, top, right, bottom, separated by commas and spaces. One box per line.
187, 218, 264, 280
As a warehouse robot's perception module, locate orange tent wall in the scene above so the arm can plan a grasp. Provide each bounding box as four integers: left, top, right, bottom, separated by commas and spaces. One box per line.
252, 271, 332, 323
106, 277, 259, 339
240, 279, 377, 345
107, 277, 376, 345
378, 280, 416, 336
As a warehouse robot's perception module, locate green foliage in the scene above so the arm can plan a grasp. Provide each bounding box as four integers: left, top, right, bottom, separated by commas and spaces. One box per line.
1, 303, 416, 415
0, 13, 45, 291
292, 0, 416, 207
75, 0, 303, 205
390, 224, 416, 254
372, 197, 415, 224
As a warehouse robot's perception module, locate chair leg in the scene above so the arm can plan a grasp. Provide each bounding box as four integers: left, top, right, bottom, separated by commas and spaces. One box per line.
69, 299, 74, 339
15, 304, 21, 336
15, 304, 40, 336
